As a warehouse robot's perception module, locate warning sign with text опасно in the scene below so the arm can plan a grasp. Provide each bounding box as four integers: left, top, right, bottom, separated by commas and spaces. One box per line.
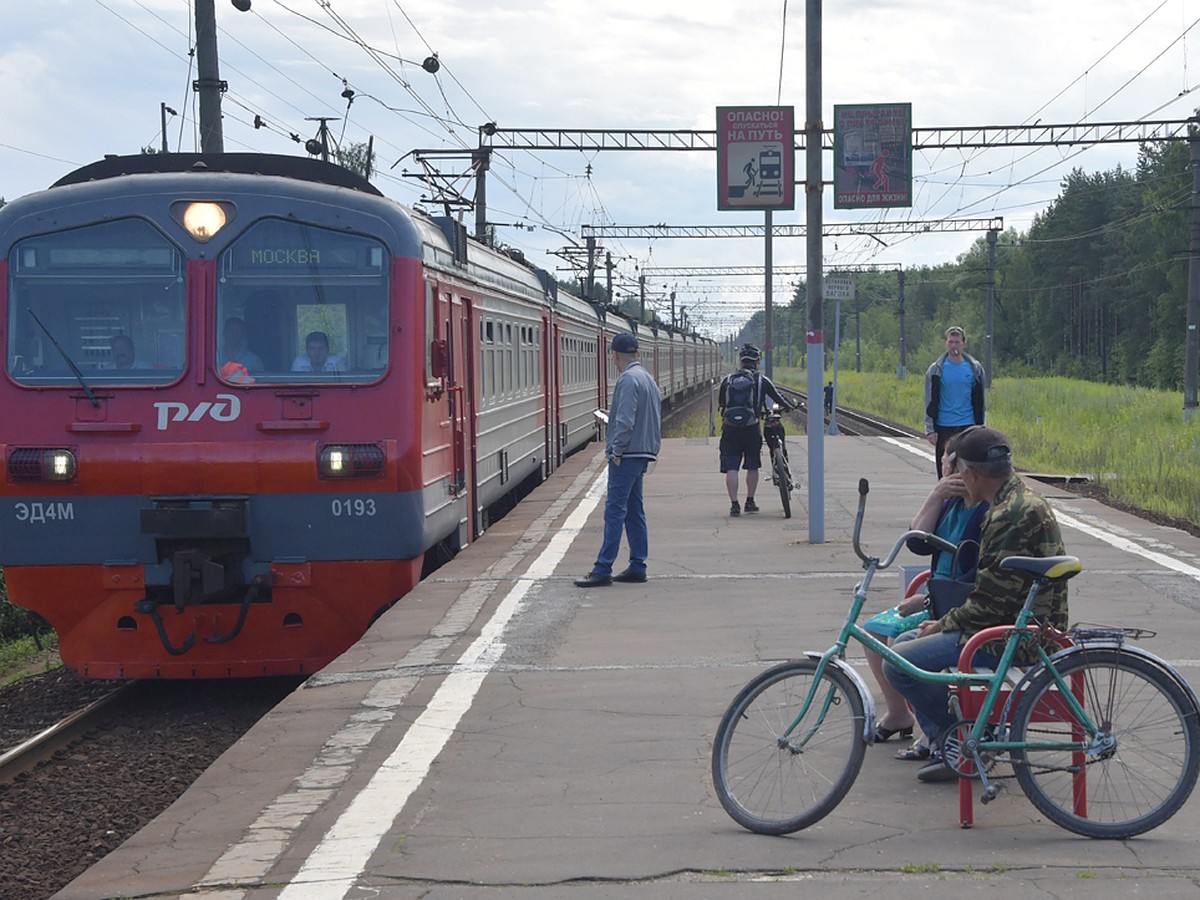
716, 106, 795, 211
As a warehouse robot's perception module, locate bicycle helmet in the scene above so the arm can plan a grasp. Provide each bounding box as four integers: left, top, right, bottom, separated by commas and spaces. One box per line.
766, 404, 783, 420
739, 343, 761, 363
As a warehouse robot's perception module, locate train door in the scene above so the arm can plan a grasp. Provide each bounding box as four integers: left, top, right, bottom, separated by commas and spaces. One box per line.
447, 293, 476, 543
600, 327, 612, 411
547, 316, 560, 471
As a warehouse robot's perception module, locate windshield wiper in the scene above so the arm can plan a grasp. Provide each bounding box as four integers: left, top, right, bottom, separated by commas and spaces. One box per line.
27, 308, 99, 408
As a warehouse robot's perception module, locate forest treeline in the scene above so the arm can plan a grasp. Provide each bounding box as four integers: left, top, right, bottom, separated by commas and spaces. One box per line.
735, 140, 1194, 390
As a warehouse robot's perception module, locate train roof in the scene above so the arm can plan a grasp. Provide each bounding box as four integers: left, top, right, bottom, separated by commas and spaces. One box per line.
51, 153, 383, 197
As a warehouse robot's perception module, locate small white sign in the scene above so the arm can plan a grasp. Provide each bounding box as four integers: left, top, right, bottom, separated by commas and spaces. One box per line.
825, 275, 854, 300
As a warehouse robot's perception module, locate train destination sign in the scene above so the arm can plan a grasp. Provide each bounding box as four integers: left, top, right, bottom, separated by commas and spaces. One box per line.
716, 106, 795, 212
833, 103, 913, 209
226, 222, 386, 275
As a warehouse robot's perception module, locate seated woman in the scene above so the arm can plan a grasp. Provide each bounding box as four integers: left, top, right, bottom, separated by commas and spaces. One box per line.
863, 434, 988, 758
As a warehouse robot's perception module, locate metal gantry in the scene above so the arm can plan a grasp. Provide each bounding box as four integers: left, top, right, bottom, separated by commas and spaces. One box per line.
581, 218, 1003, 240
479, 119, 1193, 152
412, 115, 1198, 418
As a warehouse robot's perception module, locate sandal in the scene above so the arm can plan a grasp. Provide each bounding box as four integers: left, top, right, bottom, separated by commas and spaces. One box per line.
873, 723, 914, 743
895, 743, 931, 761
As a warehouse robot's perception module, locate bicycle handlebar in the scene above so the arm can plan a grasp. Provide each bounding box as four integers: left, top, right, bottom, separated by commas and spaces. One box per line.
852, 476, 959, 571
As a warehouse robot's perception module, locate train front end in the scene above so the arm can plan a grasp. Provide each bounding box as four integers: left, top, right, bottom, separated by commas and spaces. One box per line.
0, 156, 432, 678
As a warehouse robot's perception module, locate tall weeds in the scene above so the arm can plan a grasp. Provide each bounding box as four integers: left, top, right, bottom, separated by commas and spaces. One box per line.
815, 371, 1200, 524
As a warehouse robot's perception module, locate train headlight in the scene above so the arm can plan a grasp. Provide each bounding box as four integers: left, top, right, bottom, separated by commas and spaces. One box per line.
8, 448, 77, 483
175, 201, 230, 242
318, 443, 385, 479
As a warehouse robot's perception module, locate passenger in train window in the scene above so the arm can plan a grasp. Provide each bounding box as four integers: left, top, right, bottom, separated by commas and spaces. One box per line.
291, 331, 344, 372
110, 334, 151, 370
575, 332, 662, 588
221, 317, 264, 372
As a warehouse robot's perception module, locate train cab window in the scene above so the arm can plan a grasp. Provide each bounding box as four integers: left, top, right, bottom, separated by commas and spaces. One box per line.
7, 218, 186, 385
215, 218, 389, 384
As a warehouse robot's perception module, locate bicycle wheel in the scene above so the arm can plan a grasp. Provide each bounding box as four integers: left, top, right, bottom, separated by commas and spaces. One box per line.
1011, 649, 1200, 838
773, 450, 791, 519
711, 659, 865, 834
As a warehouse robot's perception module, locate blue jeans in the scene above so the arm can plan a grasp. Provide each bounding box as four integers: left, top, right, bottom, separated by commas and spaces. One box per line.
593, 458, 649, 576
882, 629, 999, 747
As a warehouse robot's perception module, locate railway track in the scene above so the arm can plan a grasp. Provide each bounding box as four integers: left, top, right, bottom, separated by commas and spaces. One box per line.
0, 673, 302, 900
774, 386, 920, 438
0, 682, 133, 786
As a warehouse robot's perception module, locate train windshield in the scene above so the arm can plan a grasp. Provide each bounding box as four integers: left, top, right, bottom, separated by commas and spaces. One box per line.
215, 219, 389, 384
7, 218, 185, 385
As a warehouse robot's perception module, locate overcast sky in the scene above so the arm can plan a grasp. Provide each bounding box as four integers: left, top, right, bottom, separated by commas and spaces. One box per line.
3, 0, 1198, 335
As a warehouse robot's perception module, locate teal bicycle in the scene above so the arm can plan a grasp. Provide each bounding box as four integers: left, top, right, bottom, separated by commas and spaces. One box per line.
712, 479, 1200, 838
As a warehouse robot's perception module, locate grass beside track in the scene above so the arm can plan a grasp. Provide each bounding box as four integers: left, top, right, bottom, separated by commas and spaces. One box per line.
774, 368, 1200, 525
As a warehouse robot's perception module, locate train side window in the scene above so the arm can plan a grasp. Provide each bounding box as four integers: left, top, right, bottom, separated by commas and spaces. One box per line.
7, 218, 185, 386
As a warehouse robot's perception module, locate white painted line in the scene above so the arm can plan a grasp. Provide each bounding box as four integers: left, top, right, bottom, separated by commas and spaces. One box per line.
195, 456, 606, 898
274, 465, 608, 900
880, 437, 1200, 580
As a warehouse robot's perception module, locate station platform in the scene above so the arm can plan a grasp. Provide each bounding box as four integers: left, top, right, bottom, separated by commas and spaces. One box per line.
58, 435, 1200, 900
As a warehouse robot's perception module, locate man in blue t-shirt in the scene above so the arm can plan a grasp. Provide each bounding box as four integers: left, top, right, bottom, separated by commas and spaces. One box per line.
923, 325, 985, 478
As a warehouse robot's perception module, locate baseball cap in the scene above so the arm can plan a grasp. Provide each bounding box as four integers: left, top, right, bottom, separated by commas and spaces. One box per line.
610, 332, 638, 353
955, 425, 1012, 463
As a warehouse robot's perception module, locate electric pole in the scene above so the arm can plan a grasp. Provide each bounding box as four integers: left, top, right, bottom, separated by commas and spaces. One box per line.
194, 0, 225, 154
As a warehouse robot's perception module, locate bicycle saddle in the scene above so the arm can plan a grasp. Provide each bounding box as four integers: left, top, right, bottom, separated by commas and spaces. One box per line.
998, 555, 1082, 581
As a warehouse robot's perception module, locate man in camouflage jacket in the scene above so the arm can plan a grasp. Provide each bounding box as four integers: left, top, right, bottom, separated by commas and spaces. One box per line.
884, 425, 1068, 781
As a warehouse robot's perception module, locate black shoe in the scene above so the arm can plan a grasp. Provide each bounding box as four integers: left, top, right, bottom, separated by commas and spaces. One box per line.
729, 501, 741, 517
574, 571, 613, 588
918, 738, 960, 782
744, 497, 759, 514
613, 568, 647, 583
917, 756, 957, 783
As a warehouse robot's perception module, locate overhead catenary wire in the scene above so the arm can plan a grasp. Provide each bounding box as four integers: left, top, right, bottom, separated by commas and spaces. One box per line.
48, 1, 1200, 337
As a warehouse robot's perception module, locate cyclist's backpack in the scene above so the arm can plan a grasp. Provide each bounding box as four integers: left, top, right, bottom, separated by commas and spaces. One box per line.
722, 369, 760, 426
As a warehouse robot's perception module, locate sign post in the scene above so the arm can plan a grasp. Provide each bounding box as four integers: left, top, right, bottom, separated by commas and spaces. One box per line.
824, 274, 854, 435
716, 106, 796, 378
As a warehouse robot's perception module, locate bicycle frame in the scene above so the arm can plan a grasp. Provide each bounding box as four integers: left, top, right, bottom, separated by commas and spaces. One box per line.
782, 480, 1103, 769
713, 475, 1200, 837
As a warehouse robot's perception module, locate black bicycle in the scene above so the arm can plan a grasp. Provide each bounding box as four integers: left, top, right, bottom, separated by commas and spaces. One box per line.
763, 408, 792, 518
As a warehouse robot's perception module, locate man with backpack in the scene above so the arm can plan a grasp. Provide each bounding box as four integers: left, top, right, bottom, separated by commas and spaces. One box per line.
718, 344, 794, 517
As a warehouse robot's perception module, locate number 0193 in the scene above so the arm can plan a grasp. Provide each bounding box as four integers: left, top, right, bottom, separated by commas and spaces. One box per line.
331, 498, 376, 517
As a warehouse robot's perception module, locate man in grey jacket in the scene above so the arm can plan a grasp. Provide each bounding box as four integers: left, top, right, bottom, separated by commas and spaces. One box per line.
575, 332, 662, 587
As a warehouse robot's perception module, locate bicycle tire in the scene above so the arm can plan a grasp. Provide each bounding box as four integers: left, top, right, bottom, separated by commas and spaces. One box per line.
711, 659, 865, 834
1010, 648, 1200, 838
773, 450, 791, 519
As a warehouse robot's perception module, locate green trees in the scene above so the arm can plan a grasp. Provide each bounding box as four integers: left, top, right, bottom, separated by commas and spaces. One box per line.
771, 139, 1194, 391
336, 140, 376, 180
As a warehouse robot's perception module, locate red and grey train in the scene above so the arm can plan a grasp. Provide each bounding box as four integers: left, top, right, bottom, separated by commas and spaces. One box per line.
0, 154, 719, 679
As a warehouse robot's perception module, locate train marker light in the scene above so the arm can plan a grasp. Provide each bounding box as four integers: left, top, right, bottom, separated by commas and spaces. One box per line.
318, 443, 385, 479
180, 202, 228, 241
8, 448, 77, 482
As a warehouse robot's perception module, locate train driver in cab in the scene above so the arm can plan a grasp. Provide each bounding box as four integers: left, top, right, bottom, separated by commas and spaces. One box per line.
110, 334, 152, 370
291, 330, 344, 373
221, 317, 264, 372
